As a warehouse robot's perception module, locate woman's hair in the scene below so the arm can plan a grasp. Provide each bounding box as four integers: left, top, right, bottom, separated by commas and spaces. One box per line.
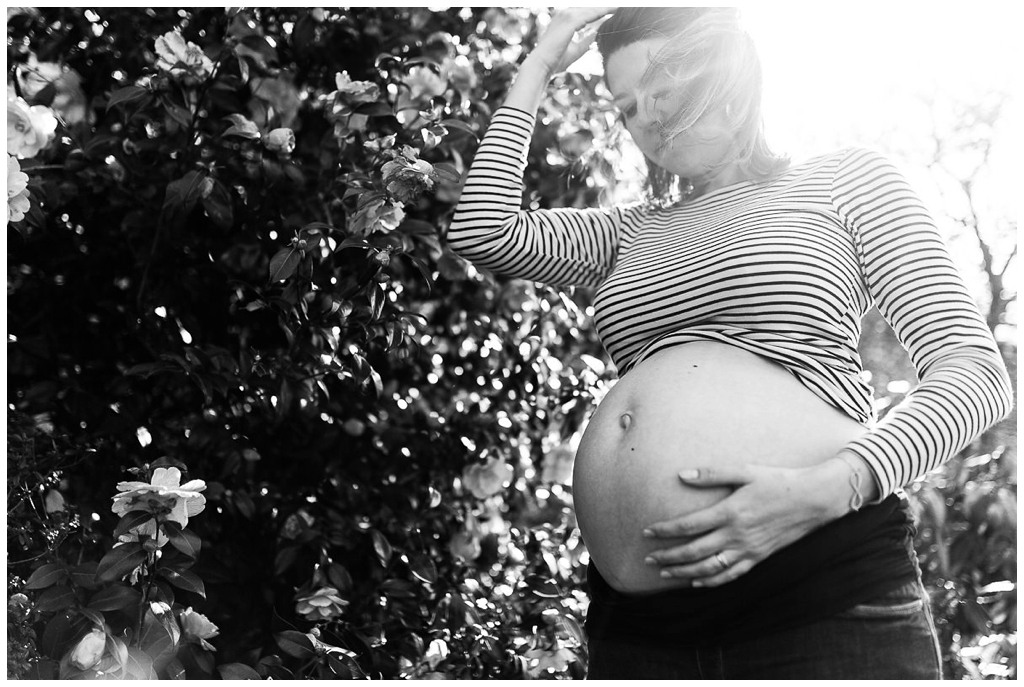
596, 7, 788, 202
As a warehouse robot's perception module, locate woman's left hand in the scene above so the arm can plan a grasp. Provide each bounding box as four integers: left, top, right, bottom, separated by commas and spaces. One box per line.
641, 462, 848, 587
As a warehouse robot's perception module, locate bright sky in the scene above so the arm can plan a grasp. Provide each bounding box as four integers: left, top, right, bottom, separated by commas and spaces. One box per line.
738, 3, 1018, 158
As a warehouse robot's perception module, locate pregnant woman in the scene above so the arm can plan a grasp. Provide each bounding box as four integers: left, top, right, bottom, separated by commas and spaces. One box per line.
447, 7, 1013, 679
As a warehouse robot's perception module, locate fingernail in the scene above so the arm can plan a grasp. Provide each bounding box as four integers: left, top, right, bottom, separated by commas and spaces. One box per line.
691, 580, 705, 588
679, 469, 699, 480
644, 556, 656, 565
642, 528, 654, 538
660, 570, 673, 579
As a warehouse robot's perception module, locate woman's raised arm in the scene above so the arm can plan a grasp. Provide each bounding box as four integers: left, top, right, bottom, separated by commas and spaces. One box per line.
447, 8, 645, 289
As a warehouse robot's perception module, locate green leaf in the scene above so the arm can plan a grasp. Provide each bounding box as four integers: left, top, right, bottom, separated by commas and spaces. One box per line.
25, 563, 66, 590
560, 614, 586, 646
440, 118, 479, 140
432, 162, 462, 183
124, 648, 158, 679
217, 662, 262, 680
162, 171, 207, 228
274, 546, 298, 576
96, 543, 147, 583
87, 584, 142, 612
268, 247, 300, 283
162, 521, 202, 558
397, 218, 436, 236
300, 221, 333, 238
78, 607, 105, 627
371, 530, 393, 567
410, 555, 437, 584
113, 511, 153, 539
326, 563, 353, 593
106, 86, 151, 111
201, 178, 234, 229
164, 103, 193, 128
369, 283, 384, 320
161, 568, 206, 598
353, 101, 394, 117
34, 585, 77, 612
222, 114, 260, 138
274, 630, 315, 659
337, 237, 372, 251
164, 658, 187, 680
327, 653, 353, 679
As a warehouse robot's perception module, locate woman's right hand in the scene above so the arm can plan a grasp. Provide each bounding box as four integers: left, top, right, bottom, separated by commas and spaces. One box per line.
526, 8, 616, 77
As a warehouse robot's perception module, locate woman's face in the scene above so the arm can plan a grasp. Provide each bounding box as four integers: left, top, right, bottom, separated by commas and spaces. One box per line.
605, 38, 737, 183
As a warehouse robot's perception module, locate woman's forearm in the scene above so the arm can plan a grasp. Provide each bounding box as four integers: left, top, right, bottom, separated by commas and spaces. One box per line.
503, 56, 556, 114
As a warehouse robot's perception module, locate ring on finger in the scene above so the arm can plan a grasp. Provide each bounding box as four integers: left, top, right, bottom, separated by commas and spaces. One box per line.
714, 551, 729, 570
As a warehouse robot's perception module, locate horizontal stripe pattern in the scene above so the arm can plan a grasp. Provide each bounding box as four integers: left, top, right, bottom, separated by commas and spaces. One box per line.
448, 106, 1013, 497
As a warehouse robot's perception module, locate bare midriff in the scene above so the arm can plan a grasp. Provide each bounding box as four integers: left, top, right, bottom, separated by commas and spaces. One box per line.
572, 341, 868, 593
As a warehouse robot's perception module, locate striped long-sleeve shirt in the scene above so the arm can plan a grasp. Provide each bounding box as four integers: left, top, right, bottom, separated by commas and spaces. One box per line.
448, 106, 1014, 498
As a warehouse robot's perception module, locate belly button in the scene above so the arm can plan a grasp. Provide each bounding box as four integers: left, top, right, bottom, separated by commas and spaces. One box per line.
618, 412, 632, 431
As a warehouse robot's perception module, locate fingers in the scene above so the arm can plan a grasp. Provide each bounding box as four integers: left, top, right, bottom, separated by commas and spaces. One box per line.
691, 557, 756, 588
678, 465, 754, 487
648, 546, 756, 587
644, 531, 728, 568
643, 502, 729, 539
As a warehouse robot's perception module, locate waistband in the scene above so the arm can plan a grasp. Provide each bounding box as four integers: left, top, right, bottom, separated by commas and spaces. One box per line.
584, 494, 918, 646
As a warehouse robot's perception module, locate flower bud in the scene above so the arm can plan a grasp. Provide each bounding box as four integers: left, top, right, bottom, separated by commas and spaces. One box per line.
68, 628, 106, 671
264, 127, 296, 155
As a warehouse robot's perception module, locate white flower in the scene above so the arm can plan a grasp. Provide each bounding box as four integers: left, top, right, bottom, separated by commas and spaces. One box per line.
264, 127, 295, 154
462, 455, 513, 500
180, 607, 219, 651
7, 155, 31, 223
17, 57, 91, 126
116, 517, 168, 548
154, 31, 214, 80
295, 587, 348, 621
401, 65, 447, 102
7, 95, 57, 158
442, 56, 478, 94
333, 71, 379, 103
111, 467, 206, 527
249, 73, 301, 129
449, 529, 481, 562
353, 197, 405, 235
68, 627, 106, 671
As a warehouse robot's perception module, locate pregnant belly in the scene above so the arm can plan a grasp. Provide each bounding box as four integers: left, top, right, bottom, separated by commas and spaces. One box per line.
572, 341, 868, 593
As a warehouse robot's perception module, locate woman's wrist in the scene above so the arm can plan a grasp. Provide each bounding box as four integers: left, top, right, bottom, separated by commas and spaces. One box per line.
503, 55, 557, 113
806, 452, 881, 522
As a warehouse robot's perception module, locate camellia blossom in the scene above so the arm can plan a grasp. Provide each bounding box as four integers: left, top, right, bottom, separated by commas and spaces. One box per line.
449, 527, 482, 562
353, 197, 405, 235
295, 586, 348, 621
381, 147, 437, 203
264, 127, 296, 154
462, 455, 513, 500
68, 627, 106, 671
332, 71, 380, 103
117, 518, 168, 548
180, 607, 219, 651
17, 57, 92, 126
401, 65, 448, 102
7, 93, 57, 158
442, 56, 478, 94
154, 31, 214, 80
111, 467, 206, 527
8, 156, 31, 223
